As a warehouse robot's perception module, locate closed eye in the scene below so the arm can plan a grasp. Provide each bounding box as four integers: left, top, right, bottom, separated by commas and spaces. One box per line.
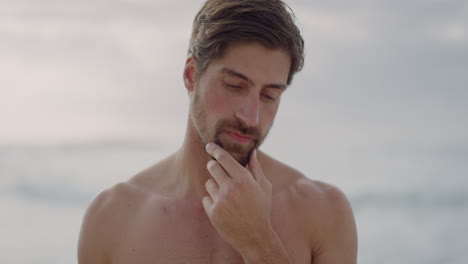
261, 93, 276, 101
223, 81, 241, 89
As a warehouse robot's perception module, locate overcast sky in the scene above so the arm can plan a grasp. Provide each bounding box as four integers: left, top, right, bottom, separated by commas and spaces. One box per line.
1, 0, 467, 162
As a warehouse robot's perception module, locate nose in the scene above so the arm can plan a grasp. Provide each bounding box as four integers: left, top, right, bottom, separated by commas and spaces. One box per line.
234, 94, 259, 127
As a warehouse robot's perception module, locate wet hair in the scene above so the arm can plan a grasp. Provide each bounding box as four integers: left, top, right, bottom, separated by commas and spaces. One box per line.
188, 0, 304, 85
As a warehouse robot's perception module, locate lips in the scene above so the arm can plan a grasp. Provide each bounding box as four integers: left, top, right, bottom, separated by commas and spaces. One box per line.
225, 130, 252, 143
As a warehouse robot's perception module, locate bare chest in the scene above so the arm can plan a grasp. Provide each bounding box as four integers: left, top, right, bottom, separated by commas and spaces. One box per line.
111, 199, 311, 264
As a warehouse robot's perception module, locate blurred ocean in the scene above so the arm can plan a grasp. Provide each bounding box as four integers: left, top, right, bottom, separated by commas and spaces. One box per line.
2, 0, 467, 263
1, 141, 467, 264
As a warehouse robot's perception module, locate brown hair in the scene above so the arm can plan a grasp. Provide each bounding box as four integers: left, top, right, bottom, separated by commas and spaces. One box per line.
188, 0, 304, 85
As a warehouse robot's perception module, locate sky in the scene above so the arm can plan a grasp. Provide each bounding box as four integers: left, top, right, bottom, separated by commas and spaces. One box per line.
1, 0, 467, 169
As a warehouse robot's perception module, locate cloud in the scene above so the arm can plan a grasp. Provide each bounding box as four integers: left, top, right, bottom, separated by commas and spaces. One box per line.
0, 0, 206, 143
0, 0, 467, 150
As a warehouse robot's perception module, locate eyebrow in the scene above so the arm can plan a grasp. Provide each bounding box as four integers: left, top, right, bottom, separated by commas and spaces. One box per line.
220, 67, 287, 90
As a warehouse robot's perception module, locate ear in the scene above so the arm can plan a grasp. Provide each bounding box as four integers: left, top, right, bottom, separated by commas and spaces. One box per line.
183, 57, 196, 92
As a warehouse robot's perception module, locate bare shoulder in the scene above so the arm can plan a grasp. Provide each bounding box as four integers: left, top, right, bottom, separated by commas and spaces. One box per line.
260, 151, 350, 206
260, 152, 357, 263
293, 176, 354, 219
78, 156, 173, 263
77, 181, 144, 263
293, 177, 357, 263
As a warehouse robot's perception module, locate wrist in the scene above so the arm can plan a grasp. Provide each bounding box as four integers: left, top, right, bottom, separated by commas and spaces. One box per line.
239, 226, 292, 264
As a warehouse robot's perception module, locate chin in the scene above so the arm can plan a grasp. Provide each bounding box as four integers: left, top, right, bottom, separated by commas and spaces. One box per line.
215, 138, 254, 166
233, 152, 252, 167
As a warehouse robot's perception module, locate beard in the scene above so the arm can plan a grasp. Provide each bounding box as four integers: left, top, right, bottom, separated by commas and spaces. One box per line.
191, 91, 269, 166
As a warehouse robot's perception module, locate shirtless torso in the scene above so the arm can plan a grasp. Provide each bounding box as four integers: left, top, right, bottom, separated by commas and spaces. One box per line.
78, 151, 357, 263
79, 2, 357, 261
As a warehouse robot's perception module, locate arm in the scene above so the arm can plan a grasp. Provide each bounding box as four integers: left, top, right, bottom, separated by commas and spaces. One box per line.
78, 189, 114, 264
240, 226, 293, 264
311, 185, 358, 264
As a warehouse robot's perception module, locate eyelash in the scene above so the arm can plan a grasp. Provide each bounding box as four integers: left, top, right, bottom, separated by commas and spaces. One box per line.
224, 82, 241, 89
262, 94, 275, 101
224, 81, 276, 102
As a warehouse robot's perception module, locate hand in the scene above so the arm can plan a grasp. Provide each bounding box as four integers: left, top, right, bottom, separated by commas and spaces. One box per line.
202, 143, 273, 255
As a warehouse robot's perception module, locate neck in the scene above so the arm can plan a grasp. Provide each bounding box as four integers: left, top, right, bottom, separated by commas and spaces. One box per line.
172, 118, 213, 200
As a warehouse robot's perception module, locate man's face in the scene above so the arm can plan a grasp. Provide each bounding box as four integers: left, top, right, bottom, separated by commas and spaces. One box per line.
189, 42, 291, 166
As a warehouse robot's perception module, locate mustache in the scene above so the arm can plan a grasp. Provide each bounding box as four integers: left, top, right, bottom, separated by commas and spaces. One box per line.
215, 118, 261, 139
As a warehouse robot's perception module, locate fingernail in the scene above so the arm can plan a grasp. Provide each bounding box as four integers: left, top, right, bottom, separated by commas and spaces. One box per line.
205, 143, 213, 152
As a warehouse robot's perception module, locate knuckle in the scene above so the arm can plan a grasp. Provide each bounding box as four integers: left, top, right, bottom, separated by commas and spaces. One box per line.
209, 203, 219, 215
202, 196, 211, 205
223, 183, 235, 196
205, 179, 212, 188
207, 160, 218, 171
206, 179, 217, 192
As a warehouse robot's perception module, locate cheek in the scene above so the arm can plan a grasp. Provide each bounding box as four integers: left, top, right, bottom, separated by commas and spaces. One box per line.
261, 104, 278, 127
203, 87, 229, 114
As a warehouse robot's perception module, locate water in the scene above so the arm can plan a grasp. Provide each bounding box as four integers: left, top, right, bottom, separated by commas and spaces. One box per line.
1, 142, 467, 263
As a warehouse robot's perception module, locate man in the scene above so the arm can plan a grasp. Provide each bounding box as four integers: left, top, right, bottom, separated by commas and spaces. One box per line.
78, 0, 357, 263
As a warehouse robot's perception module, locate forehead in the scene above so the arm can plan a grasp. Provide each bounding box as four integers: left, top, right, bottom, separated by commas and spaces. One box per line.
206, 42, 291, 85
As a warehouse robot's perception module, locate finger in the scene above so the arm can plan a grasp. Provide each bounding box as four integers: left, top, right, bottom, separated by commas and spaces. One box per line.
202, 196, 213, 215
207, 160, 231, 186
245, 164, 256, 181
248, 150, 267, 184
206, 143, 248, 179
205, 178, 219, 200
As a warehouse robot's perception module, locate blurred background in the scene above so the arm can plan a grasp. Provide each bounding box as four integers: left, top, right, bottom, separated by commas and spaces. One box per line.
1, 0, 467, 263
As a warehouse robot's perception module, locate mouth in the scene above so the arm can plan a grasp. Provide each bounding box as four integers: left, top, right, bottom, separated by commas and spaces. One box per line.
224, 130, 252, 144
